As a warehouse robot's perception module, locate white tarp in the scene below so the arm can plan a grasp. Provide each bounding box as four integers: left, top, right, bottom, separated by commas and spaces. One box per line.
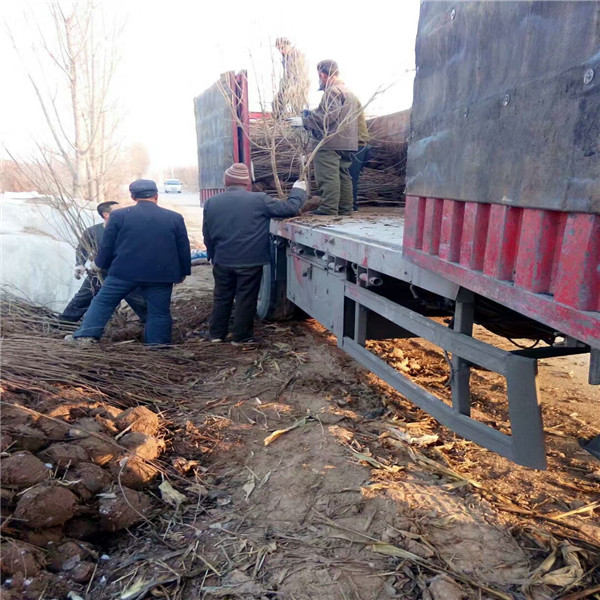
1, 193, 98, 312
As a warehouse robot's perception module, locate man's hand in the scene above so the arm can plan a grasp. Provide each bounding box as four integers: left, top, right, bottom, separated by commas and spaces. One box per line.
286, 116, 304, 128
74, 265, 86, 280
88, 261, 101, 273
292, 180, 307, 191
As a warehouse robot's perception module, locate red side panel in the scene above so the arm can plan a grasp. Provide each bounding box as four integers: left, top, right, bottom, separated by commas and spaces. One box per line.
439, 199, 464, 262
514, 210, 567, 293
200, 188, 225, 207
554, 213, 600, 312
404, 196, 426, 250
403, 196, 600, 346
459, 203, 490, 271
483, 205, 521, 281
422, 198, 443, 255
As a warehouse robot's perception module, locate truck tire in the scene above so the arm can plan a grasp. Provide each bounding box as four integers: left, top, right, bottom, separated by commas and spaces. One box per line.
256, 263, 298, 321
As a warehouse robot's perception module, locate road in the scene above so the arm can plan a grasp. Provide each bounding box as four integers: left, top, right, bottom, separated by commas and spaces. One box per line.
160, 191, 204, 246
159, 191, 201, 207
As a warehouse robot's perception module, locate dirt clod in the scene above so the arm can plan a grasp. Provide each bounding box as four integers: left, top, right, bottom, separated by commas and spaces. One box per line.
115, 406, 160, 436
98, 485, 153, 531
8, 423, 47, 452
39, 441, 89, 467
2, 404, 30, 426
0, 540, 43, 576
76, 434, 118, 466
120, 431, 163, 460
109, 456, 158, 489
47, 540, 89, 572
69, 560, 96, 582
90, 405, 123, 420
14, 484, 79, 528
428, 575, 466, 600
68, 417, 107, 438
67, 462, 113, 500
18, 527, 64, 548
64, 516, 100, 540
37, 417, 70, 441
1, 433, 14, 452
0, 451, 50, 488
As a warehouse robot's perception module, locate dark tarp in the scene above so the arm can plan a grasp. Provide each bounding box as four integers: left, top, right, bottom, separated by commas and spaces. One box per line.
194, 75, 236, 191
406, 1, 600, 213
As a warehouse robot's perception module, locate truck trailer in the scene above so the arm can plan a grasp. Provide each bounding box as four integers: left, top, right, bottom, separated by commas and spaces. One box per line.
194, 1, 599, 469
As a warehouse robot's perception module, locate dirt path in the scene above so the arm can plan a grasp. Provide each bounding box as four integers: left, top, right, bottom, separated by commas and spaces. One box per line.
86, 267, 599, 600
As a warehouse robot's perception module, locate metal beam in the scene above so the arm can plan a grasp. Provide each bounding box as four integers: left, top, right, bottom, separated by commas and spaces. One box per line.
344, 282, 508, 375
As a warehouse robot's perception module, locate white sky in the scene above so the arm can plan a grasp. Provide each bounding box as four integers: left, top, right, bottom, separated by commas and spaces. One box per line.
1, 0, 421, 174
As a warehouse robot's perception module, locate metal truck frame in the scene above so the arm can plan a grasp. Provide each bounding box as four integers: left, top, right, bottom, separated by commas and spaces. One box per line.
267, 211, 596, 470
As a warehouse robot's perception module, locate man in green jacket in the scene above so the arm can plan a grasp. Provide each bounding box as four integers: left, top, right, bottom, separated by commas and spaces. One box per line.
288, 60, 359, 216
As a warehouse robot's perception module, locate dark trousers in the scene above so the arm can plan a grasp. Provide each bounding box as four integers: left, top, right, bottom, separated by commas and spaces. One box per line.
74, 276, 173, 345
210, 265, 263, 342
60, 275, 147, 323
349, 144, 372, 210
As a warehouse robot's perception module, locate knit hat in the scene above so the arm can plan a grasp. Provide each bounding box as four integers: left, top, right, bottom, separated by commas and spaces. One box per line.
224, 163, 251, 187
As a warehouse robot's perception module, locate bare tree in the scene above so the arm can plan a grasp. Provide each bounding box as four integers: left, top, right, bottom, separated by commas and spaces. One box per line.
5, 1, 124, 205
217, 47, 390, 201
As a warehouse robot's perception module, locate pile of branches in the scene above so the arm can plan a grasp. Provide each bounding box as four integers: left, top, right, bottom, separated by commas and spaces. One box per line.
249, 117, 407, 205
0, 292, 233, 406
249, 119, 309, 196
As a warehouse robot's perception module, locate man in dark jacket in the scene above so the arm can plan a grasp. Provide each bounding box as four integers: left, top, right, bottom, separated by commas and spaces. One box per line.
288, 60, 359, 216
202, 163, 306, 345
67, 179, 191, 345
58, 201, 147, 324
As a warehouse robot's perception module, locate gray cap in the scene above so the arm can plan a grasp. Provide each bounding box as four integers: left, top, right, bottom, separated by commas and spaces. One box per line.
129, 179, 158, 199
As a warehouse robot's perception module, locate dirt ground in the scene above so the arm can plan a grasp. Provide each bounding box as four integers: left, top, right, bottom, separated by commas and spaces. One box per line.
1, 201, 599, 599
99, 269, 600, 600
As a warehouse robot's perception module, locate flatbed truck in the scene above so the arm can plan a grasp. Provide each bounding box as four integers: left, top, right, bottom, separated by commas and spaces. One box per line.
194, 1, 599, 469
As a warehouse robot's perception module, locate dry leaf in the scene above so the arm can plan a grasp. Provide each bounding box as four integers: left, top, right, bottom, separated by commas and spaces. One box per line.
243, 474, 256, 500
264, 417, 309, 446
159, 480, 186, 508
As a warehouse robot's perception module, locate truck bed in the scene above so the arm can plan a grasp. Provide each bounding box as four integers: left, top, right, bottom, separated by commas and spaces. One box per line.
271, 210, 600, 349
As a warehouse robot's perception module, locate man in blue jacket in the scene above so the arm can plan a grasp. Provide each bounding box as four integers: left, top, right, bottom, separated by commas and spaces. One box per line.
203, 163, 306, 345
58, 201, 147, 324
67, 179, 191, 345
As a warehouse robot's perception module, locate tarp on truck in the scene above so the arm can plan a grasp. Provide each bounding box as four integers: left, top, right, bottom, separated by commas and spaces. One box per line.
406, 1, 600, 213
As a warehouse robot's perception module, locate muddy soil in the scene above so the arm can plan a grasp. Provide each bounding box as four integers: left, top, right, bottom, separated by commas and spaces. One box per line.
42, 265, 595, 600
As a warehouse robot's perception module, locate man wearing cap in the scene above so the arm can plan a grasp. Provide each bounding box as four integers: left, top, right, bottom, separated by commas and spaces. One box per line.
202, 163, 306, 345
66, 179, 191, 346
273, 37, 310, 118
58, 201, 147, 324
288, 60, 359, 216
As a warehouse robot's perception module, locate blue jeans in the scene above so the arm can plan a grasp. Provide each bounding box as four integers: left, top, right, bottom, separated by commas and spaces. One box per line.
74, 275, 173, 345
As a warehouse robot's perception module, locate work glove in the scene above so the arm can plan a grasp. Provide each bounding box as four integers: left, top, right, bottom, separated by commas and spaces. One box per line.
74, 265, 86, 280
88, 261, 101, 273
292, 180, 307, 191
286, 116, 304, 128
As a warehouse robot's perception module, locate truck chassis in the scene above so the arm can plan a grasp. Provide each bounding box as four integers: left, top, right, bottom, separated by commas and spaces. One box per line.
269, 214, 592, 469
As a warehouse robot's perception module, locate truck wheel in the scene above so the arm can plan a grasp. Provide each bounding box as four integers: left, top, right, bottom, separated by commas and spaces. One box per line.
256, 263, 298, 321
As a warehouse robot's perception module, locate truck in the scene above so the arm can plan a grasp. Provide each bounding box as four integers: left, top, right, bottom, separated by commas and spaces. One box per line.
193, 1, 599, 470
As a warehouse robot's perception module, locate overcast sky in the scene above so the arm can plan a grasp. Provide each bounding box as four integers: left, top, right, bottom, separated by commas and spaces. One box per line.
1, 0, 420, 174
